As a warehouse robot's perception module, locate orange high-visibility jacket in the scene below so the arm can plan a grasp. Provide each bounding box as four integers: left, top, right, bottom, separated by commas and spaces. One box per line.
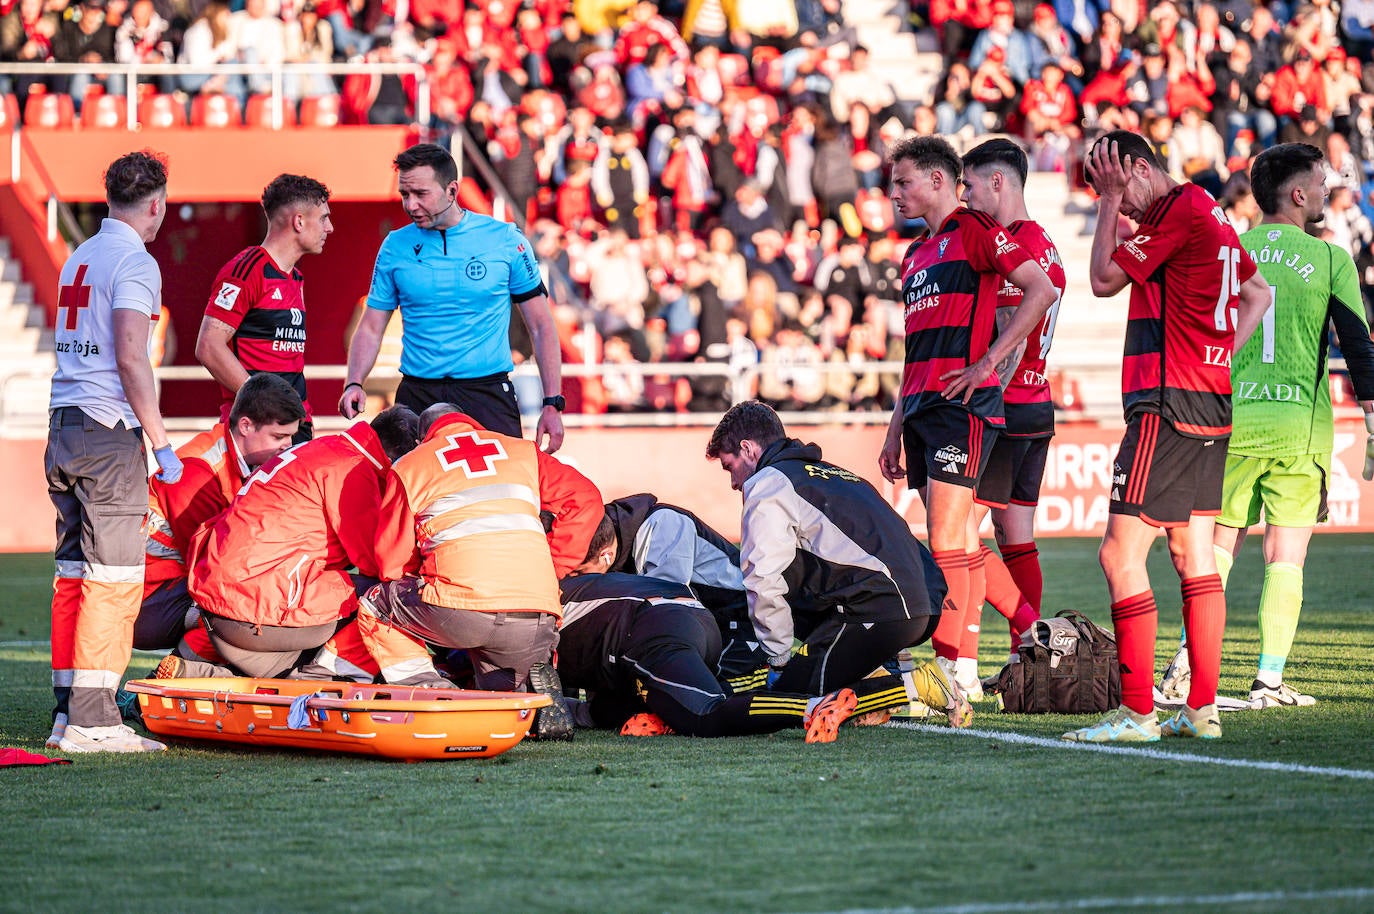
144, 423, 247, 588
187, 422, 389, 629
374, 412, 602, 615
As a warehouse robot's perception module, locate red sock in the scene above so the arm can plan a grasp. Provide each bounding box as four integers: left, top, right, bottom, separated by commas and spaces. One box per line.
1111, 591, 1158, 715
1009, 603, 1040, 649
931, 550, 969, 662
981, 544, 1022, 618
959, 548, 986, 661
1181, 574, 1226, 709
1002, 542, 1042, 613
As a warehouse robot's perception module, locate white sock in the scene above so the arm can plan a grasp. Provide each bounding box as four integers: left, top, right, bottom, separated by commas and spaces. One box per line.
1255, 670, 1282, 689
955, 656, 978, 684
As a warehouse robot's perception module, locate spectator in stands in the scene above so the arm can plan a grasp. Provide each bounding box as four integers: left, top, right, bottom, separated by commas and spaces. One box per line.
1021, 60, 1079, 170
1325, 132, 1363, 198
177, 1, 242, 98
1219, 172, 1260, 233
472, 38, 527, 117
425, 38, 475, 142
1171, 103, 1229, 179
722, 180, 784, 256
1078, 9, 1126, 81
704, 225, 748, 309
809, 115, 859, 228
1283, 2, 1337, 66
931, 0, 990, 62
555, 104, 604, 184
602, 331, 648, 411
970, 43, 1019, 131
1028, 3, 1084, 90
1212, 38, 1277, 155
1342, 0, 1374, 60
284, 3, 336, 99
490, 111, 546, 224
935, 61, 988, 140
813, 234, 868, 324
593, 121, 649, 236
616, 0, 689, 67
826, 324, 883, 411
576, 60, 627, 123
1272, 48, 1327, 126
829, 44, 898, 124
1321, 48, 1361, 137
587, 228, 650, 337
229, 0, 283, 96
1326, 184, 1374, 257
680, 0, 741, 50
626, 42, 684, 123
1280, 104, 1331, 146
783, 104, 819, 228
1190, 2, 1235, 70
746, 228, 802, 312
1243, 4, 1284, 85
1137, 0, 1193, 64
848, 101, 887, 191
970, 0, 1032, 86
1127, 42, 1170, 120
557, 158, 597, 233
56, 0, 119, 104
343, 37, 413, 124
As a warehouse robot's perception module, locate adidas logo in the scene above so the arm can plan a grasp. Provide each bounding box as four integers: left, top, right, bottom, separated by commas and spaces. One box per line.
271, 289, 283, 300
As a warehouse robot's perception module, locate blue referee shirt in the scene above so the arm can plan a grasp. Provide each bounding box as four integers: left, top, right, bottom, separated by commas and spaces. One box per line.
366, 213, 544, 379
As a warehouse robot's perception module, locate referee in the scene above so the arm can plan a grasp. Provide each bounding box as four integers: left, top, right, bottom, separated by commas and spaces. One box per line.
340, 143, 567, 453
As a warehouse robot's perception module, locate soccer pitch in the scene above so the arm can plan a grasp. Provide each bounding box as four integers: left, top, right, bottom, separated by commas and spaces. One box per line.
2, 538, 1372, 914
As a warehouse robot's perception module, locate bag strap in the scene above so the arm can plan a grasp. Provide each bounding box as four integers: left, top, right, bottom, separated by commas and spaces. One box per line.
1057, 608, 1114, 648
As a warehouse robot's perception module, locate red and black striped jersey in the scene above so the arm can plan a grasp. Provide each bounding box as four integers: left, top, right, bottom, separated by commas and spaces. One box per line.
1111, 183, 1256, 438
204, 246, 311, 420
998, 220, 1067, 438
899, 207, 1033, 424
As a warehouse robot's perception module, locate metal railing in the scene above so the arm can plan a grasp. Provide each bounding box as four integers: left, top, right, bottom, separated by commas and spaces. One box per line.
0, 61, 431, 130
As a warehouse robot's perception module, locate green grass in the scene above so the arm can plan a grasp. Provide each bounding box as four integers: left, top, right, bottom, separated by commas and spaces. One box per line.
2, 539, 1373, 914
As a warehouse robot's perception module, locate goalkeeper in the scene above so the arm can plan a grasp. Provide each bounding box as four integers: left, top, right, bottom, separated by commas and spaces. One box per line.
1212, 143, 1374, 709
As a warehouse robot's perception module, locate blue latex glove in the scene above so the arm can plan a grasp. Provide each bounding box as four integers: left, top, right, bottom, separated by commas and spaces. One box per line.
766, 667, 784, 689
153, 445, 183, 484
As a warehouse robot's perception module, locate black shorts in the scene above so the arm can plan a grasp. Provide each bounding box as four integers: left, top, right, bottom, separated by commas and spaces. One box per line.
902, 406, 998, 490
975, 434, 1051, 509
396, 372, 522, 439
1109, 411, 1227, 527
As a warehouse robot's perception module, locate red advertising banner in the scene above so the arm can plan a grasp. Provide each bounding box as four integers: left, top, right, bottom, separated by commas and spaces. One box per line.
2, 420, 1371, 552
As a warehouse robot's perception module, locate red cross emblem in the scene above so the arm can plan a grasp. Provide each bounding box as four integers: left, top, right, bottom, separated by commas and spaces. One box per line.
436, 432, 507, 477
58, 263, 92, 331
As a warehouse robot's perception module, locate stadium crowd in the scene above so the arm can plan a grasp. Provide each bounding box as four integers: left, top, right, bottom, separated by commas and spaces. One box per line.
6, 0, 1374, 414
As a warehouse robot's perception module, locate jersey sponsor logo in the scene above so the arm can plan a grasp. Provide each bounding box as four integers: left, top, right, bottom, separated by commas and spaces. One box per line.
1203, 345, 1232, 367
412, 243, 423, 259
214, 282, 242, 310
1235, 381, 1302, 402
993, 231, 1017, 256
290, 307, 303, 326
903, 279, 943, 317
465, 260, 488, 281
934, 444, 968, 474
1267, 229, 1282, 242
436, 431, 508, 477
802, 463, 861, 483
55, 339, 100, 356
1122, 235, 1151, 262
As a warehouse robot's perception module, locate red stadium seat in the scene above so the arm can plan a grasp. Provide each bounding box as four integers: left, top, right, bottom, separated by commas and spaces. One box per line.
244, 94, 297, 128
190, 92, 242, 128
23, 91, 75, 129
81, 93, 128, 129
298, 94, 342, 127
0, 94, 19, 129
138, 94, 188, 128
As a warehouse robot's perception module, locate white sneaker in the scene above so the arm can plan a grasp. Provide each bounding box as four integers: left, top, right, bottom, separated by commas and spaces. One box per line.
44, 712, 68, 749
1159, 643, 1191, 702
955, 674, 985, 702
58, 723, 167, 753
1248, 680, 1316, 709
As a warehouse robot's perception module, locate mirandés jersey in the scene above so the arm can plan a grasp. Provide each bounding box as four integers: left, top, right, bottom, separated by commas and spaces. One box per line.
1111, 183, 1257, 438
1231, 223, 1374, 457
899, 207, 1035, 425
366, 214, 544, 380
204, 246, 310, 420
997, 220, 1067, 438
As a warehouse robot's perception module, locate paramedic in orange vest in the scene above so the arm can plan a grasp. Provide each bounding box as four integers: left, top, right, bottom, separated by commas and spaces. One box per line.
180, 406, 420, 679
137, 373, 304, 655
358, 403, 602, 698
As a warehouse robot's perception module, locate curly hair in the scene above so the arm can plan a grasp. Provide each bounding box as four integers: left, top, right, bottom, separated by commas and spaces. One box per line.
887, 135, 962, 182
706, 400, 785, 459
103, 150, 169, 207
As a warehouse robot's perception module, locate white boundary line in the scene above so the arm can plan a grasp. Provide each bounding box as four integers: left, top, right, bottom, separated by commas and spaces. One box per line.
812, 887, 1374, 914
886, 720, 1374, 780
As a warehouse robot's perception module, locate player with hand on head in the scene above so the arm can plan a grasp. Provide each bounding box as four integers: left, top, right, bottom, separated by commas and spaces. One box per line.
1063, 130, 1270, 744
195, 173, 333, 445
1212, 142, 1374, 709
879, 135, 1057, 688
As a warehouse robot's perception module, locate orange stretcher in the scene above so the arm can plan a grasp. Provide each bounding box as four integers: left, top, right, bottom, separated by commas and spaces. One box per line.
125, 678, 551, 761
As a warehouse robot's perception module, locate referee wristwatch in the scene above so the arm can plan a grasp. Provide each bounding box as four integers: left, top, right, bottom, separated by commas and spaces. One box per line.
542, 395, 566, 412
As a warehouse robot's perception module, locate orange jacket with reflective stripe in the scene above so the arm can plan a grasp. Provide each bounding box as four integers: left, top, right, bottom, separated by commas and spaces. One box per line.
145, 423, 246, 587
188, 422, 389, 628
373, 413, 602, 615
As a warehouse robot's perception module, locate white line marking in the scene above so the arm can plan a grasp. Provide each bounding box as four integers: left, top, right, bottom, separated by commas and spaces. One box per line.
886, 721, 1374, 780
814, 886, 1374, 914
